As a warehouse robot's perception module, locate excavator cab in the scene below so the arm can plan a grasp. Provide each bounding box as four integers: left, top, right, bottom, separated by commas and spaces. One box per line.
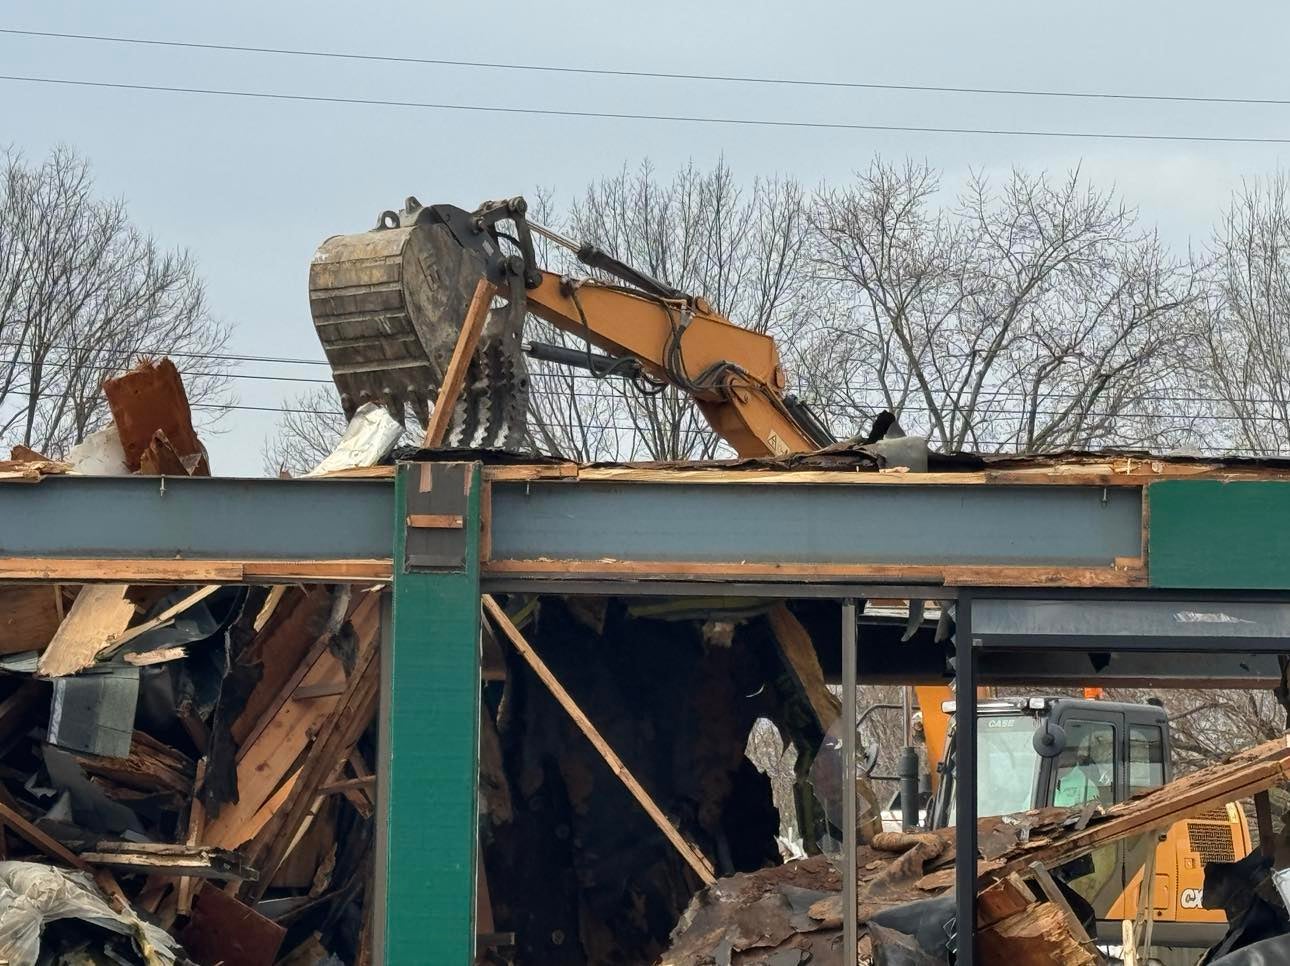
929, 697, 1243, 961
929, 696, 1168, 826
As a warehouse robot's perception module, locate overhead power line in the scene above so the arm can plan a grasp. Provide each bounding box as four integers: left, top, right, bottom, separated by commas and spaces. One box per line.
3, 73, 1290, 145
5, 27, 1290, 109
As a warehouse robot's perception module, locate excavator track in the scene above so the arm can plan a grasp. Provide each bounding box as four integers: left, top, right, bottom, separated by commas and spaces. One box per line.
308, 216, 529, 450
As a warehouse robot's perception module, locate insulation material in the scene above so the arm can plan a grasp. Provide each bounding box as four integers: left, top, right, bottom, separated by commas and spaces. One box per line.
0, 861, 179, 966
305, 402, 404, 476
65, 424, 131, 475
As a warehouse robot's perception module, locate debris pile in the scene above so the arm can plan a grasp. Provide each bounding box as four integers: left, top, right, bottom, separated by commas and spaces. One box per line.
663, 737, 1290, 965
0, 360, 381, 966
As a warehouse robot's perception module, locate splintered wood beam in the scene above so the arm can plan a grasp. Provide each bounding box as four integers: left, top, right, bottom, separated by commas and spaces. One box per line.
482, 594, 716, 884
178, 759, 209, 914
422, 277, 498, 448
81, 842, 257, 881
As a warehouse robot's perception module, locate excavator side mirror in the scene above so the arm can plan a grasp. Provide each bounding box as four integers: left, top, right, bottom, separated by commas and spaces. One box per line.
1033, 721, 1067, 758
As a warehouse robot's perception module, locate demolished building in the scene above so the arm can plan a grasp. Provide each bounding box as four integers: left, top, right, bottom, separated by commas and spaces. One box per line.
4, 360, 1290, 964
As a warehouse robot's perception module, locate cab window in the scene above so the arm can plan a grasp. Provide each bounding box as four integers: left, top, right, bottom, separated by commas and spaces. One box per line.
1052, 720, 1116, 807
1128, 724, 1165, 796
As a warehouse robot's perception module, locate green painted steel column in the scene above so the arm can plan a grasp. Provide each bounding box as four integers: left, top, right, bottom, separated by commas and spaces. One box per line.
378, 462, 481, 964
1149, 479, 1290, 588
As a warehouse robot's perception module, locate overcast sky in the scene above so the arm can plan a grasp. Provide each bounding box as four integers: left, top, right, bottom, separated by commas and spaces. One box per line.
4, 2, 1289, 473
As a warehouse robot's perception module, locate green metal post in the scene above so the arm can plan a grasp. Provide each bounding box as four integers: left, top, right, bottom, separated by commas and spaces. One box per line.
378, 462, 481, 964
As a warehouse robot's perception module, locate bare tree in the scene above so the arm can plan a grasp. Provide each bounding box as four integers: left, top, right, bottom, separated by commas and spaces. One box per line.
527, 161, 816, 461
0, 146, 231, 456
1192, 173, 1290, 456
805, 160, 1199, 452
260, 385, 348, 476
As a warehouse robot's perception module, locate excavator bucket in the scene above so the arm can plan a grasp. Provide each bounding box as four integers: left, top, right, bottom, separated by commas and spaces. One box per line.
308, 198, 531, 450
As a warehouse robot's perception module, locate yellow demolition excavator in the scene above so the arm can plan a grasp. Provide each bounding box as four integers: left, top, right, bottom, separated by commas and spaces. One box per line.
308, 195, 1249, 957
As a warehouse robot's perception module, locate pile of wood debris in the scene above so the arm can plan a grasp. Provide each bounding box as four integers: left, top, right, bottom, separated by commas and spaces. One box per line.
663, 737, 1290, 965
0, 360, 378, 966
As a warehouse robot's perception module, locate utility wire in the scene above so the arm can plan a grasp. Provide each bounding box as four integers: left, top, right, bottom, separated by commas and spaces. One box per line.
9, 344, 1290, 409
5, 27, 1290, 109
3, 74, 1290, 145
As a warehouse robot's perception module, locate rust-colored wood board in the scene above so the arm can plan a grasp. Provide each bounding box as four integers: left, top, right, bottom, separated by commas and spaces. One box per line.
994, 736, 1290, 879
179, 883, 285, 966
483, 594, 716, 884
0, 585, 64, 655
422, 277, 499, 447
102, 358, 206, 472
138, 430, 194, 476
37, 584, 135, 677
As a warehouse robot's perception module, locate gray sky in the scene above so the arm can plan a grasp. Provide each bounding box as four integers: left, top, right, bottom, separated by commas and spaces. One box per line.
4, 1, 1289, 473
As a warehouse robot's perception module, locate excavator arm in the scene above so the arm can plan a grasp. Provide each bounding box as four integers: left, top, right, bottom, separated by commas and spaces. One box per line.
308, 195, 827, 456
523, 270, 818, 457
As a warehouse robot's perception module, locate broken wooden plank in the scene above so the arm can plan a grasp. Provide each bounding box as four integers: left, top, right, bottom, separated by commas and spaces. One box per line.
102, 358, 207, 473
206, 593, 378, 848
242, 633, 380, 900
318, 776, 375, 795
483, 594, 716, 884
978, 899, 1100, 965
231, 586, 337, 746
72, 729, 196, 796
422, 277, 499, 447
124, 645, 188, 666
81, 842, 257, 881
103, 584, 220, 656
37, 584, 135, 677
139, 429, 194, 476
1028, 861, 1101, 961
0, 797, 90, 870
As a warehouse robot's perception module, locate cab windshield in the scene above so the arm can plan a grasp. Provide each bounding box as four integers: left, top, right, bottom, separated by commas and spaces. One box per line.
948, 713, 1041, 822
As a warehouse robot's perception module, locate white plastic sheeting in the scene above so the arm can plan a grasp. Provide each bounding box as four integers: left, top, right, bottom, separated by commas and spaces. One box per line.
0, 861, 179, 966
65, 425, 131, 475
305, 402, 404, 477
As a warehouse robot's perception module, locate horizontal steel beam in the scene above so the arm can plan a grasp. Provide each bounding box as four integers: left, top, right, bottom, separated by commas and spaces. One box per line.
0, 475, 393, 581
972, 597, 1290, 652
486, 479, 1143, 583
